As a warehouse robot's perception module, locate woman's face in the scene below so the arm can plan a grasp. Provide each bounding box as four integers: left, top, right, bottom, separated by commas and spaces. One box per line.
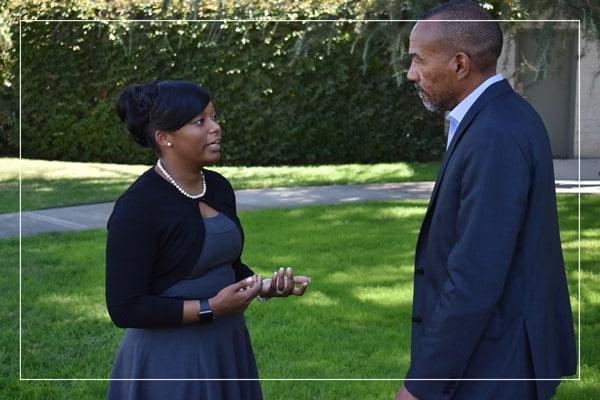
168, 101, 221, 166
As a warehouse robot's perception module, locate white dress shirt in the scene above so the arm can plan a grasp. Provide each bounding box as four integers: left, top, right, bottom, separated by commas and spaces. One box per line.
446, 73, 504, 149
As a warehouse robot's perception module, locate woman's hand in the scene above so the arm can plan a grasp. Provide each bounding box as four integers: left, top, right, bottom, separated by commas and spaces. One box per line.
208, 275, 262, 316
260, 267, 311, 298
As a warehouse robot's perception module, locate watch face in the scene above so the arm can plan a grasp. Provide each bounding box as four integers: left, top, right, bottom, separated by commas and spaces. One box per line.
198, 298, 213, 323
198, 310, 214, 323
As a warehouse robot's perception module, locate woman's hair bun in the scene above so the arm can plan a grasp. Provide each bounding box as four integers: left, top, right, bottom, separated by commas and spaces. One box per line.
116, 82, 159, 147
116, 80, 210, 150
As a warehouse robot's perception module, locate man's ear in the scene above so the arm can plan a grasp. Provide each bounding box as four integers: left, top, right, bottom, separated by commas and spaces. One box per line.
454, 52, 470, 80
155, 130, 174, 149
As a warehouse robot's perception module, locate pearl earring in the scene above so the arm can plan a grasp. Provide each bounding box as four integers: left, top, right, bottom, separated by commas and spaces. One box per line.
167, 142, 173, 147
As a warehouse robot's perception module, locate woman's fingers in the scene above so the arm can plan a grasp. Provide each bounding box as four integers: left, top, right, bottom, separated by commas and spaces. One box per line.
237, 276, 261, 311
275, 267, 286, 294
240, 275, 261, 304
234, 276, 256, 292
212, 275, 276, 315
292, 275, 311, 296
260, 271, 277, 297
261, 278, 272, 294
293, 275, 311, 284
284, 267, 294, 295
251, 275, 263, 296
234, 275, 261, 296
270, 271, 278, 295
255, 268, 310, 298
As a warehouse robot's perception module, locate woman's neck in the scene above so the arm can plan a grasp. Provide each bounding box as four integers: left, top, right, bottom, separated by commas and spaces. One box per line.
156, 157, 204, 193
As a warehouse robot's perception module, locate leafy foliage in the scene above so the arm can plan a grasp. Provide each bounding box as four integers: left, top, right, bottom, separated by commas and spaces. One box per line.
1, 1, 444, 164
2, 0, 598, 163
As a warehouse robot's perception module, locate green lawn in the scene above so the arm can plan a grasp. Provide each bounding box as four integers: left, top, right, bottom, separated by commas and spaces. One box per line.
0, 158, 438, 213
1, 195, 598, 399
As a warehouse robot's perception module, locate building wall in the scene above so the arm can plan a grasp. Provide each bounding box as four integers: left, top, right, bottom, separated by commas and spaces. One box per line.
498, 26, 599, 159
579, 38, 600, 159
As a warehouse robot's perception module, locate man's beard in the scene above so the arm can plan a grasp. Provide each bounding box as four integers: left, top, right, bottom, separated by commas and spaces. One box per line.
415, 84, 455, 112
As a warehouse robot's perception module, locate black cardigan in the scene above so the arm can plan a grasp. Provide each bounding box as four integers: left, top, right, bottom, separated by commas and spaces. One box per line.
105, 167, 254, 329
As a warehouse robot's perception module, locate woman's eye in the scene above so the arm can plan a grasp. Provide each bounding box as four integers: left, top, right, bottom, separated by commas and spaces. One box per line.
194, 119, 205, 126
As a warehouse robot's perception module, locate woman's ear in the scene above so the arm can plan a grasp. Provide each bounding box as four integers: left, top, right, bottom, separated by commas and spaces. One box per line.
155, 130, 174, 148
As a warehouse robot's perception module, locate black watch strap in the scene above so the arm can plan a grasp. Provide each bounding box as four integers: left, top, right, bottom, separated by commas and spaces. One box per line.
198, 298, 214, 323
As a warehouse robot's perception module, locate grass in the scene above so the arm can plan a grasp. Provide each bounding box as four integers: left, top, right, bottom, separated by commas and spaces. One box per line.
0, 158, 438, 213
1, 195, 598, 399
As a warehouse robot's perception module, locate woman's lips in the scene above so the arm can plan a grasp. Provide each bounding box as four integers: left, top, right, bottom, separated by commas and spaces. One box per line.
205, 141, 220, 151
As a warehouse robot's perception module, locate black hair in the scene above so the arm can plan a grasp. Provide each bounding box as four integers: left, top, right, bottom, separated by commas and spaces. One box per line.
116, 80, 211, 150
421, 0, 503, 71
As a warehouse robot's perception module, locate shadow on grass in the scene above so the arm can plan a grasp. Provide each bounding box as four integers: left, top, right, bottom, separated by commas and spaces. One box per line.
242, 201, 427, 378
4, 197, 598, 398
15, 202, 423, 380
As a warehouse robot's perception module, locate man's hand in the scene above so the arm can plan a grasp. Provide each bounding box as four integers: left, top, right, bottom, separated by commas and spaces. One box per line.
395, 385, 418, 400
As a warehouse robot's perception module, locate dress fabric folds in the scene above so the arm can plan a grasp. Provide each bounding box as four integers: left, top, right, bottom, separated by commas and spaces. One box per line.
107, 213, 262, 400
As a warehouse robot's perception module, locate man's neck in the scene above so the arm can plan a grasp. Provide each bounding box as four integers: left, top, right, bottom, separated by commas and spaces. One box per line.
455, 70, 497, 105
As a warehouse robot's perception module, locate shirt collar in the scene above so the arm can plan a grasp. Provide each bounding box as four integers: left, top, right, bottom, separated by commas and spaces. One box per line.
446, 73, 504, 127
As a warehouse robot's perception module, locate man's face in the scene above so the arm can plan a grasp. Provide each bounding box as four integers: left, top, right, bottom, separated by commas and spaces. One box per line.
407, 21, 459, 112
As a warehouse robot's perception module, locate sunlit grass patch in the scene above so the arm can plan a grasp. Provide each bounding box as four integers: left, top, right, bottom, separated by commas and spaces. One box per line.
1, 158, 438, 213
0, 196, 597, 398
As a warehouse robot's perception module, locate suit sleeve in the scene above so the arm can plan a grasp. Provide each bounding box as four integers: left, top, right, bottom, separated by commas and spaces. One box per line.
405, 128, 531, 398
105, 199, 184, 328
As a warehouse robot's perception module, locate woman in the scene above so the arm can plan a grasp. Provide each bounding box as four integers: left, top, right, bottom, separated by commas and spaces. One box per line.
106, 80, 310, 400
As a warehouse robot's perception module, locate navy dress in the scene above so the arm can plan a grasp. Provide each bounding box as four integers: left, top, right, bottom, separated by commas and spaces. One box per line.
107, 213, 262, 400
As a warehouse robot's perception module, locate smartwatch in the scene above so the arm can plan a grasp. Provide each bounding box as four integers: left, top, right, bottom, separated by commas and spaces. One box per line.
198, 298, 214, 323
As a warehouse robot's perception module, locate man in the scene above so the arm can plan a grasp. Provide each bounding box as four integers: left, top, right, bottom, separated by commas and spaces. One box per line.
396, 1, 577, 399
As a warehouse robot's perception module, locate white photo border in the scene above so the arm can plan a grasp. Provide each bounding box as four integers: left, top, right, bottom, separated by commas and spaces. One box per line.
18, 18, 582, 382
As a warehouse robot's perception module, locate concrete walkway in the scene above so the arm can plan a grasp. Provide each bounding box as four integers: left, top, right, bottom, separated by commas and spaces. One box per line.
1, 180, 598, 239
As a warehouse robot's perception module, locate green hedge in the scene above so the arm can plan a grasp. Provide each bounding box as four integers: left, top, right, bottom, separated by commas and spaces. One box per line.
3, 1, 445, 165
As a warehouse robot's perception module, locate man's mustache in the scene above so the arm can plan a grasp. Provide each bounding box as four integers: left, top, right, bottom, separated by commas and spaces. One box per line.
414, 84, 425, 95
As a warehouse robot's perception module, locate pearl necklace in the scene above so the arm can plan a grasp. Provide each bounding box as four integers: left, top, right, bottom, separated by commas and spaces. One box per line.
156, 159, 206, 199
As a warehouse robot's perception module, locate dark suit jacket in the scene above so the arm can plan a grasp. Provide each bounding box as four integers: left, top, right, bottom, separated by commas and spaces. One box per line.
404, 80, 577, 400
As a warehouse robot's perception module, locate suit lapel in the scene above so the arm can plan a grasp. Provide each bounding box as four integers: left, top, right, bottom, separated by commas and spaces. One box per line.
415, 80, 514, 260
427, 79, 513, 212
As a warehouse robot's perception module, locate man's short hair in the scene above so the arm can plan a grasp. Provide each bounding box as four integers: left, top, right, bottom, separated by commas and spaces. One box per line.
421, 0, 503, 71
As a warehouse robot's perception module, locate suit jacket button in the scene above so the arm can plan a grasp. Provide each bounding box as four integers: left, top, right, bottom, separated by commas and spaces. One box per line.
411, 315, 422, 324
415, 267, 425, 275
